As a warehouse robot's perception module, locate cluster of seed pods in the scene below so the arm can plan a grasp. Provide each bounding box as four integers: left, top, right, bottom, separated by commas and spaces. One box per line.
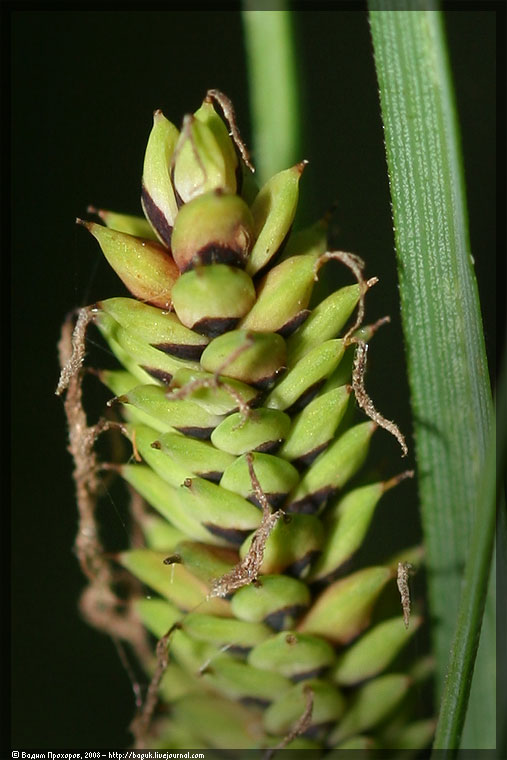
60, 91, 432, 751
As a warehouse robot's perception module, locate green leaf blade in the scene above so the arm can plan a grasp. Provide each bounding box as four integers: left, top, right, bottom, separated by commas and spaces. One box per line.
368, 7, 495, 751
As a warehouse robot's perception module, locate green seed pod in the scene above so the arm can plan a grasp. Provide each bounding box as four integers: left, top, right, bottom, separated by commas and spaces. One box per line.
140, 514, 186, 552
332, 615, 423, 685
172, 109, 237, 204
141, 110, 180, 246
246, 163, 306, 275
95, 311, 200, 384
286, 421, 376, 513
263, 679, 346, 737
298, 566, 393, 644
118, 549, 229, 615
123, 460, 262, 546
173, 477, 262, 546
194, 95, 238, 175
171, 632, 223, 681
279, 385, 351, 467
135, 596, 182, 638
238, 514, 324, 577
202, 655, 292, 706
280, 218, 328, 260
171, 265, 256, 337
127, 423, 194, 486
170, 367, 260, 415
240, 253, 319, 336
320, 346, 356, 393
171, 694, 263, 750
120, 465, 222, 543
98, 297, 208, 361
136, 600, 231, 696
106, 378, 178, 430
220, 452, 299, 508
99, 368, 152, 396
248, 631, 336, 680
121, 383, 224, 437
182, 613, 271, 650
153, 430, 236, 482
171, 190, 254, 271
158, 661, 202, 703
211, 408, 291, 456
200, 329, 286, 388
310, 481, 386, 582
80, 221, 179, 309
193, 99, 238, 187
265, 339, 345, 412
328, 674, 412, 745
96, 330, 159, 386
89, 207, 158, 240
100, 370, 168, 430
286, 285, 360, 365
231, 575, 310, 629
153, 622, 219, 676
172, 541, 238, 586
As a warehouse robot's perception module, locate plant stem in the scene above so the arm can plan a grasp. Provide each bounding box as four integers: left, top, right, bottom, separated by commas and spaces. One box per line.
241, 4, 301, 183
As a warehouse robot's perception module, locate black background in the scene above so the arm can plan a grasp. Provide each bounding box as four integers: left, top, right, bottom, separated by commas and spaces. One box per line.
10, 7, 496, 750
